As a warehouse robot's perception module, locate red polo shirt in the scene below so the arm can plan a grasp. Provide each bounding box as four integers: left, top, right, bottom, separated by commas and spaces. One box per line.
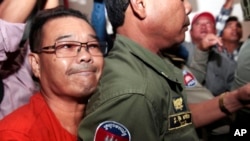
0, 93, 77, 141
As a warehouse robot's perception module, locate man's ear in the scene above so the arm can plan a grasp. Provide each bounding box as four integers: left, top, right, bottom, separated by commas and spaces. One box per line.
130, 0, 146, 19
28, 53, 41, 79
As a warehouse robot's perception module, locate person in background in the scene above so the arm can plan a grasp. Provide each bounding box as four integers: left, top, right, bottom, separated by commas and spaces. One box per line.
202, 15, 242, 97
78, 0, 250, 141
0, 0, 59, 119
220, 16, 243, 61
216, 0, 235, 36
0, 6, 104, 140
91, 0, 107, 42
198, 13, 237, 96
186, 1, 239, 97
185, 12, 218, 67
183, 3, 239, 140
91, 0, 114, 52
183, 0, 234, 66
178, 1, 241, 140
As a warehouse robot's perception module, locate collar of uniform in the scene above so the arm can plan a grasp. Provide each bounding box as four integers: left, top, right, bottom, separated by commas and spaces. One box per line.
115, 34, 182, 84
161, 52, 186, 69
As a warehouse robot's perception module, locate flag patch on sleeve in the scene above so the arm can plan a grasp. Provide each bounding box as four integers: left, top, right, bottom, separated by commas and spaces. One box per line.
94, 121, 131, 141
183, 69, 196, 87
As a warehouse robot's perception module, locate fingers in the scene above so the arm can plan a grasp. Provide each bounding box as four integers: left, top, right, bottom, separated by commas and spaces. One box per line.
198, 33, 223, 51
237, 83, 250, 105
205, 34, 222, 47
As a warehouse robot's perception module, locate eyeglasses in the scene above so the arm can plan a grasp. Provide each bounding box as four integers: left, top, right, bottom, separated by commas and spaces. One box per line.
36, 41, 108, 58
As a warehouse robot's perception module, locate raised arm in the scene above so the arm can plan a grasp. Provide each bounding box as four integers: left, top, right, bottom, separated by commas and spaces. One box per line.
189, 33, 223, 83
44, 0, 59, 9
0, 0, 37, 23
0, 0, 59, 23
223, 0, 234, 9
216, 0, 234, 36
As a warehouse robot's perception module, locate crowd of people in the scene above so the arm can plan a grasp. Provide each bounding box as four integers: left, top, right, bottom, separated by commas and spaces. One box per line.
0, 0, 250, 141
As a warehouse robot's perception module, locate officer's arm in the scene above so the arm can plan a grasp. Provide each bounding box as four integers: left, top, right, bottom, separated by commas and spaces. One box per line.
189, 82, 250, 128
78, 94, 160, 141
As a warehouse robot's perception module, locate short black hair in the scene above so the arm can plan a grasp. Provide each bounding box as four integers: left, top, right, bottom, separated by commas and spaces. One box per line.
225, 16, 242, 28
104, 0, 130, 33
29, 6, 89, 53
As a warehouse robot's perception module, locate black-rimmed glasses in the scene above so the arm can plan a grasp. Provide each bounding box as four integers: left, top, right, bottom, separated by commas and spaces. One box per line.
35, 41, 108, 58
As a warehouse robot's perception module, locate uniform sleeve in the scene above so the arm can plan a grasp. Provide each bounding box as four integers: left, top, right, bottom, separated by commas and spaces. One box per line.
0, 131, 31, 141
231, 39, 250, 90
78, 93, 161, 141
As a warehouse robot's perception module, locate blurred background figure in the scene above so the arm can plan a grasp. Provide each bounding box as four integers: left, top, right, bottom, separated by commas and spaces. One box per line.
90, 0, 114, 52
0, 0, 59, 119
220, 16, 243, 61
229, 0, 250, 140
182, 0, 237, 97
91, 0, 107, 42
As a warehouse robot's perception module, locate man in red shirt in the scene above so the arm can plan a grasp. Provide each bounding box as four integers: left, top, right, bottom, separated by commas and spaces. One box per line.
0, 6, 105, 141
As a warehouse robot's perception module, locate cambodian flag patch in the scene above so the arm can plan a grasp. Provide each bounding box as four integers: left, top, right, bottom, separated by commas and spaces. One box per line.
94, 121, 131, 141
182, 69, 196, 87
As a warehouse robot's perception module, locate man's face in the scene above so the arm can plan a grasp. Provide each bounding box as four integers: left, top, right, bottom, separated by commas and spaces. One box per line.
222, 21, 242, 42
30, 17, 104, 99
190, 16, 216, 42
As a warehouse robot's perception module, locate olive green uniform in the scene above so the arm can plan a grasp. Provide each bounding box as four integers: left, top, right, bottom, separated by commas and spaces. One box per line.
232, 39, 250, 90
78, 35, 199, 141
230, 39, 250, 140
163, 51, 229, 140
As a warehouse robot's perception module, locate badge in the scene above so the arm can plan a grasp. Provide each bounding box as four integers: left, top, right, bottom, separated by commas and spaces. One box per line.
172, 96, 186, 112
94, 121, 131, 141
182, 69, 196, 87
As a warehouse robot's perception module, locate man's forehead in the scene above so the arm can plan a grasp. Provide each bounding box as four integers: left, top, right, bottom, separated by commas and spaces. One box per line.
53, 34, 98, 41
195, 16, 214, 23
43, 17, 86, 30
45, 17, 89, 27
225, 20, 242, 28
42, 18, 95, 39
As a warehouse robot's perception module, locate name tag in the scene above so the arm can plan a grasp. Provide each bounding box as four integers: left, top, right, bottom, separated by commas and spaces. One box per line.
168, 112, 192, 130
